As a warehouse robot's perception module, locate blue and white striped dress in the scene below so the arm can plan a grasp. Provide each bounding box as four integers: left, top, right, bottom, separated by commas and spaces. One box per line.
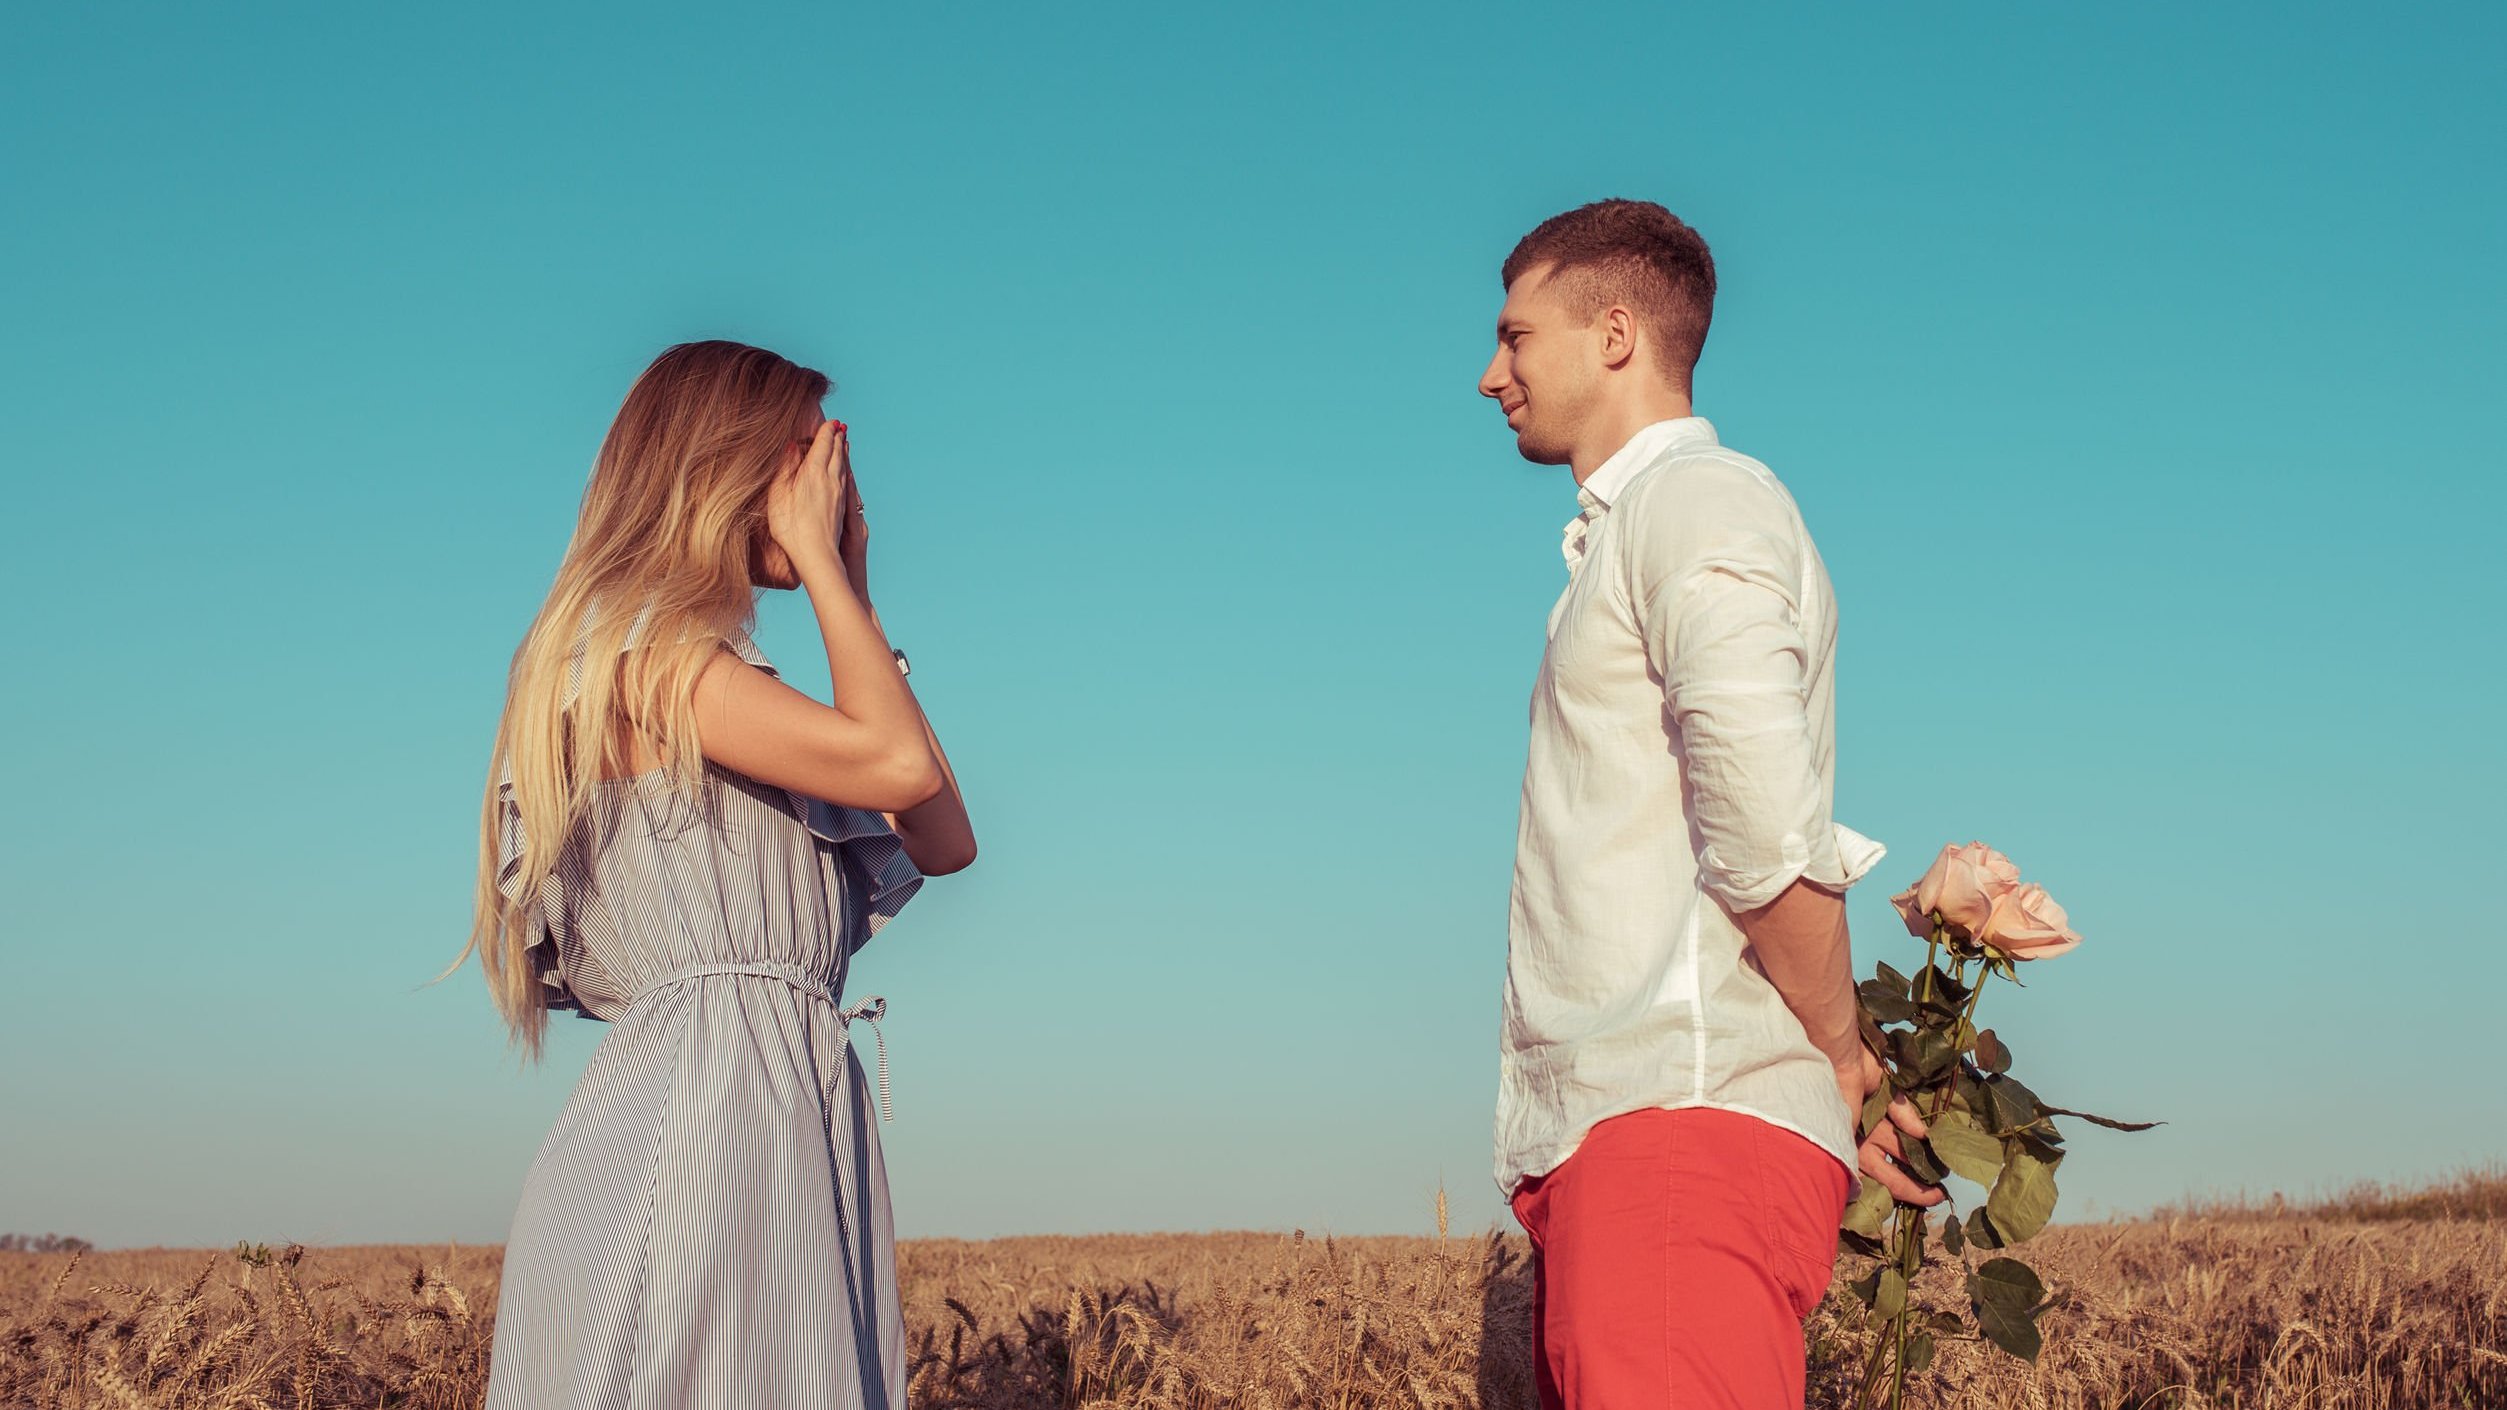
483, 629, 923, 1410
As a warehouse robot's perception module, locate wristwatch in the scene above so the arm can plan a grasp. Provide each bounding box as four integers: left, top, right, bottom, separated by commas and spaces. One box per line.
892, 647, 911, 677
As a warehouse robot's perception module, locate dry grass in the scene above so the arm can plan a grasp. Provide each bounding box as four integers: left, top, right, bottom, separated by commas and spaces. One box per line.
2153, 1165, 2507, 1226
4, 1179, 2501, 1409
0, 1242, 491, 1410
894, 1227, 1533, 1410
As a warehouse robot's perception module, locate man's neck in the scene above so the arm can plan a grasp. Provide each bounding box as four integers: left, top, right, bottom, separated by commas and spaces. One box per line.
1570, 395, 1695, 484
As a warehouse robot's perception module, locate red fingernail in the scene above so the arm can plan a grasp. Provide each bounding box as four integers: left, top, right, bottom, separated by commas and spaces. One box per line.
829, 419, 848, 435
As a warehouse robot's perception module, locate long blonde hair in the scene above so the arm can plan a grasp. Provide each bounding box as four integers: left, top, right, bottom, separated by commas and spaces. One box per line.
443, 340, 830, 1058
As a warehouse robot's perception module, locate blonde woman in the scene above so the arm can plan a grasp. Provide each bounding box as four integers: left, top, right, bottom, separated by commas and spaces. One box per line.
453, 340, 974, 1409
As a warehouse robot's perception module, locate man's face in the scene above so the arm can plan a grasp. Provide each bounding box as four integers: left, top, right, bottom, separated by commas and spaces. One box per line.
1479, 263, 1600, 466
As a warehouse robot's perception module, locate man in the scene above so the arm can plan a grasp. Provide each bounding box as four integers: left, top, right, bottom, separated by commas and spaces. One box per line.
1480, 199, 1943, 1409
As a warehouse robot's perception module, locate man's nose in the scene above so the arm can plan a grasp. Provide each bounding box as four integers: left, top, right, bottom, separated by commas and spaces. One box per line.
1478, 351, 1508, 400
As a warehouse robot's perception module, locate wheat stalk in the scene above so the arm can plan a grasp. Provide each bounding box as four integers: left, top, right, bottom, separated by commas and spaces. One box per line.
11, 1197, 2507, 1410
90, 1354, 156, 1410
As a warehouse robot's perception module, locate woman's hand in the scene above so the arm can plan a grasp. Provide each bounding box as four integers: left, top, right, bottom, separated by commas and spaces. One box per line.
835, 433, 871, 603
766, 419, 847, 584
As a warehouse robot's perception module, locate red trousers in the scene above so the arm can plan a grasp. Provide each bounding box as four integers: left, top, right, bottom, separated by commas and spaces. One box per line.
1509, 1107, 1853, 1410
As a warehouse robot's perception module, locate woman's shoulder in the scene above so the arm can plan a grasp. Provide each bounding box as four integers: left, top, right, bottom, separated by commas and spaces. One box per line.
711, 623, 779, 678
559, 607, 775, 704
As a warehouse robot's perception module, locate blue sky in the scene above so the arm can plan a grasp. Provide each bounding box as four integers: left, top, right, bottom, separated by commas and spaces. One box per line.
3, 2, 2501, 1248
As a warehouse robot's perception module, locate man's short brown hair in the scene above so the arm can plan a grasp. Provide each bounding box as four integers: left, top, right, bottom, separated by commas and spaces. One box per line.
1502, 200, 1716, 391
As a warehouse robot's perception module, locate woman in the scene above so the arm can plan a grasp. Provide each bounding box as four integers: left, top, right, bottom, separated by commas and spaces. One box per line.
450, 340, 975, 1409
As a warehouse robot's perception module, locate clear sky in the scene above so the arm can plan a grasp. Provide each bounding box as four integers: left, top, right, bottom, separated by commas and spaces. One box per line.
3, 2, 2501, 1249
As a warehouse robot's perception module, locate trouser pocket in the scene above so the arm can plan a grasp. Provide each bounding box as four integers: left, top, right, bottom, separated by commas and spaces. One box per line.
1751, 1119, 1855, 1320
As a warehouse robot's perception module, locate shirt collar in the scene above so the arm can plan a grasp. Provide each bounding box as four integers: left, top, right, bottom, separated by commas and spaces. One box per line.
1561, 417, 1717, 575
1577, 416, 1719, 514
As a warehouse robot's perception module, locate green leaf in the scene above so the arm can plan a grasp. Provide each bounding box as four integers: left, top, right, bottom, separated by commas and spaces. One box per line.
1974, 1029, 2012, 1074
1964, 1206, 2006, 1250
2037, 1102, 2164, 1133
1923, 961, 1970, 1007
1839, 1228, 1887, 1259
1874, 961, 1912, 998
1892, 1026, 1957, 1084
1969, 1258, 2045, 1361
1949, 1068, 1985, 1115
1875, 1266, 1908, 1321
1970, 1082, 2012, 1133
1847, 1265, 1882, 1309
1974, 1075, 2042, 1135
1998, 1074, 2045, 1115
1942, 1210, 1965, 1256
1985, 1143, 2059, 1243
1859, 980, 1918, 1025
1860, 1081, 1891, 1138
1903, 1329, 1936, 1373
1919, 1028, 1960, 1081
1841, 1177, 1894, 1239
1894, 1135, 1948, 1187
1927, 1109, 2007, 1187
1969, 1256, 2043, 1309
2017, 1127, 2068, 1165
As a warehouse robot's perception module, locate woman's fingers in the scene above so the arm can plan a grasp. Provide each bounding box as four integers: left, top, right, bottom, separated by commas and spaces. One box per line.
833, 430, 871, 598
765, 420, 849, 569
1886, 1094, 1930, 1141
806, 423, 846, 513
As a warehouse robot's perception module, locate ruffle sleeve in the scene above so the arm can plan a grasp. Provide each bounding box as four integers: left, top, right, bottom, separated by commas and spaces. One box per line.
492, 762, 585, 1013
798, 796, 924, 944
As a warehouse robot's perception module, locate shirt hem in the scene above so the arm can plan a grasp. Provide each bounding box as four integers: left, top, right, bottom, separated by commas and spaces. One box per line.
1499, 1099, 1857, 1197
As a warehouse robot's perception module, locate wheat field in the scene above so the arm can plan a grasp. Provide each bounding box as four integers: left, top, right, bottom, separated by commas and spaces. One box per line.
5, 1175, 2502, 1409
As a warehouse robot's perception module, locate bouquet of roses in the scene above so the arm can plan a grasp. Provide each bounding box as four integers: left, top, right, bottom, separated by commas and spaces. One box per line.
1840, 842, 2157, 1409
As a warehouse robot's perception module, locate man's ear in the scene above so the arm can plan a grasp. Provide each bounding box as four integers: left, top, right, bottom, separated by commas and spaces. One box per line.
1598, 305, 1640, 372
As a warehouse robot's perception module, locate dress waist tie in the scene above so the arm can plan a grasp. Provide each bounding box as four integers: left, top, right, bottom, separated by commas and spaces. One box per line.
632, 961, 893, 1127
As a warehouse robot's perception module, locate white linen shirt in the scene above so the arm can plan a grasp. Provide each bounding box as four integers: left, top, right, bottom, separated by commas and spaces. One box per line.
1496, 416, 1884, 1196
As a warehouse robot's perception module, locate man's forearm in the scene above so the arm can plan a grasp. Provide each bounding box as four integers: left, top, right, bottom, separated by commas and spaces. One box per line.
1737, 879, 1861, 1070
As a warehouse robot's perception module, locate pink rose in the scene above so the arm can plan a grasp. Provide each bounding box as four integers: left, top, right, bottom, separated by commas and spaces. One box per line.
1890, 841, 2022, 939
1977, 882, 2082, 960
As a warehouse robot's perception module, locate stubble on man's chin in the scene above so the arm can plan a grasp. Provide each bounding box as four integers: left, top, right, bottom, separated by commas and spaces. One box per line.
1513, 431, 1573, 467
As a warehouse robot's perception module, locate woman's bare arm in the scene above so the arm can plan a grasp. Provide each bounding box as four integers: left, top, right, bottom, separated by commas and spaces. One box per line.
688, 421, 942, 813
883, 685, 974, 874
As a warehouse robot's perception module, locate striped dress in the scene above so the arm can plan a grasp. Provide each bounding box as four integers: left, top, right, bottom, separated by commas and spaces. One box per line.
483, 628, 923, 1410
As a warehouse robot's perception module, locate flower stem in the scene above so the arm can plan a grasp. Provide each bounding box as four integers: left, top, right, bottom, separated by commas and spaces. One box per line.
1879, 953, 1998, 1410
1890, 1237, 1909, 1410
1928, 960, 1991, 1126
1917, 921, 1945, 1012
1861, 924, 1949, 1410
1854, 1311, 1894, 1410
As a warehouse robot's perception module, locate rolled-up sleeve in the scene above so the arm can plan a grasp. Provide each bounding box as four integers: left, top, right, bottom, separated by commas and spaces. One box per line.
1624, 465, 1870, 911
